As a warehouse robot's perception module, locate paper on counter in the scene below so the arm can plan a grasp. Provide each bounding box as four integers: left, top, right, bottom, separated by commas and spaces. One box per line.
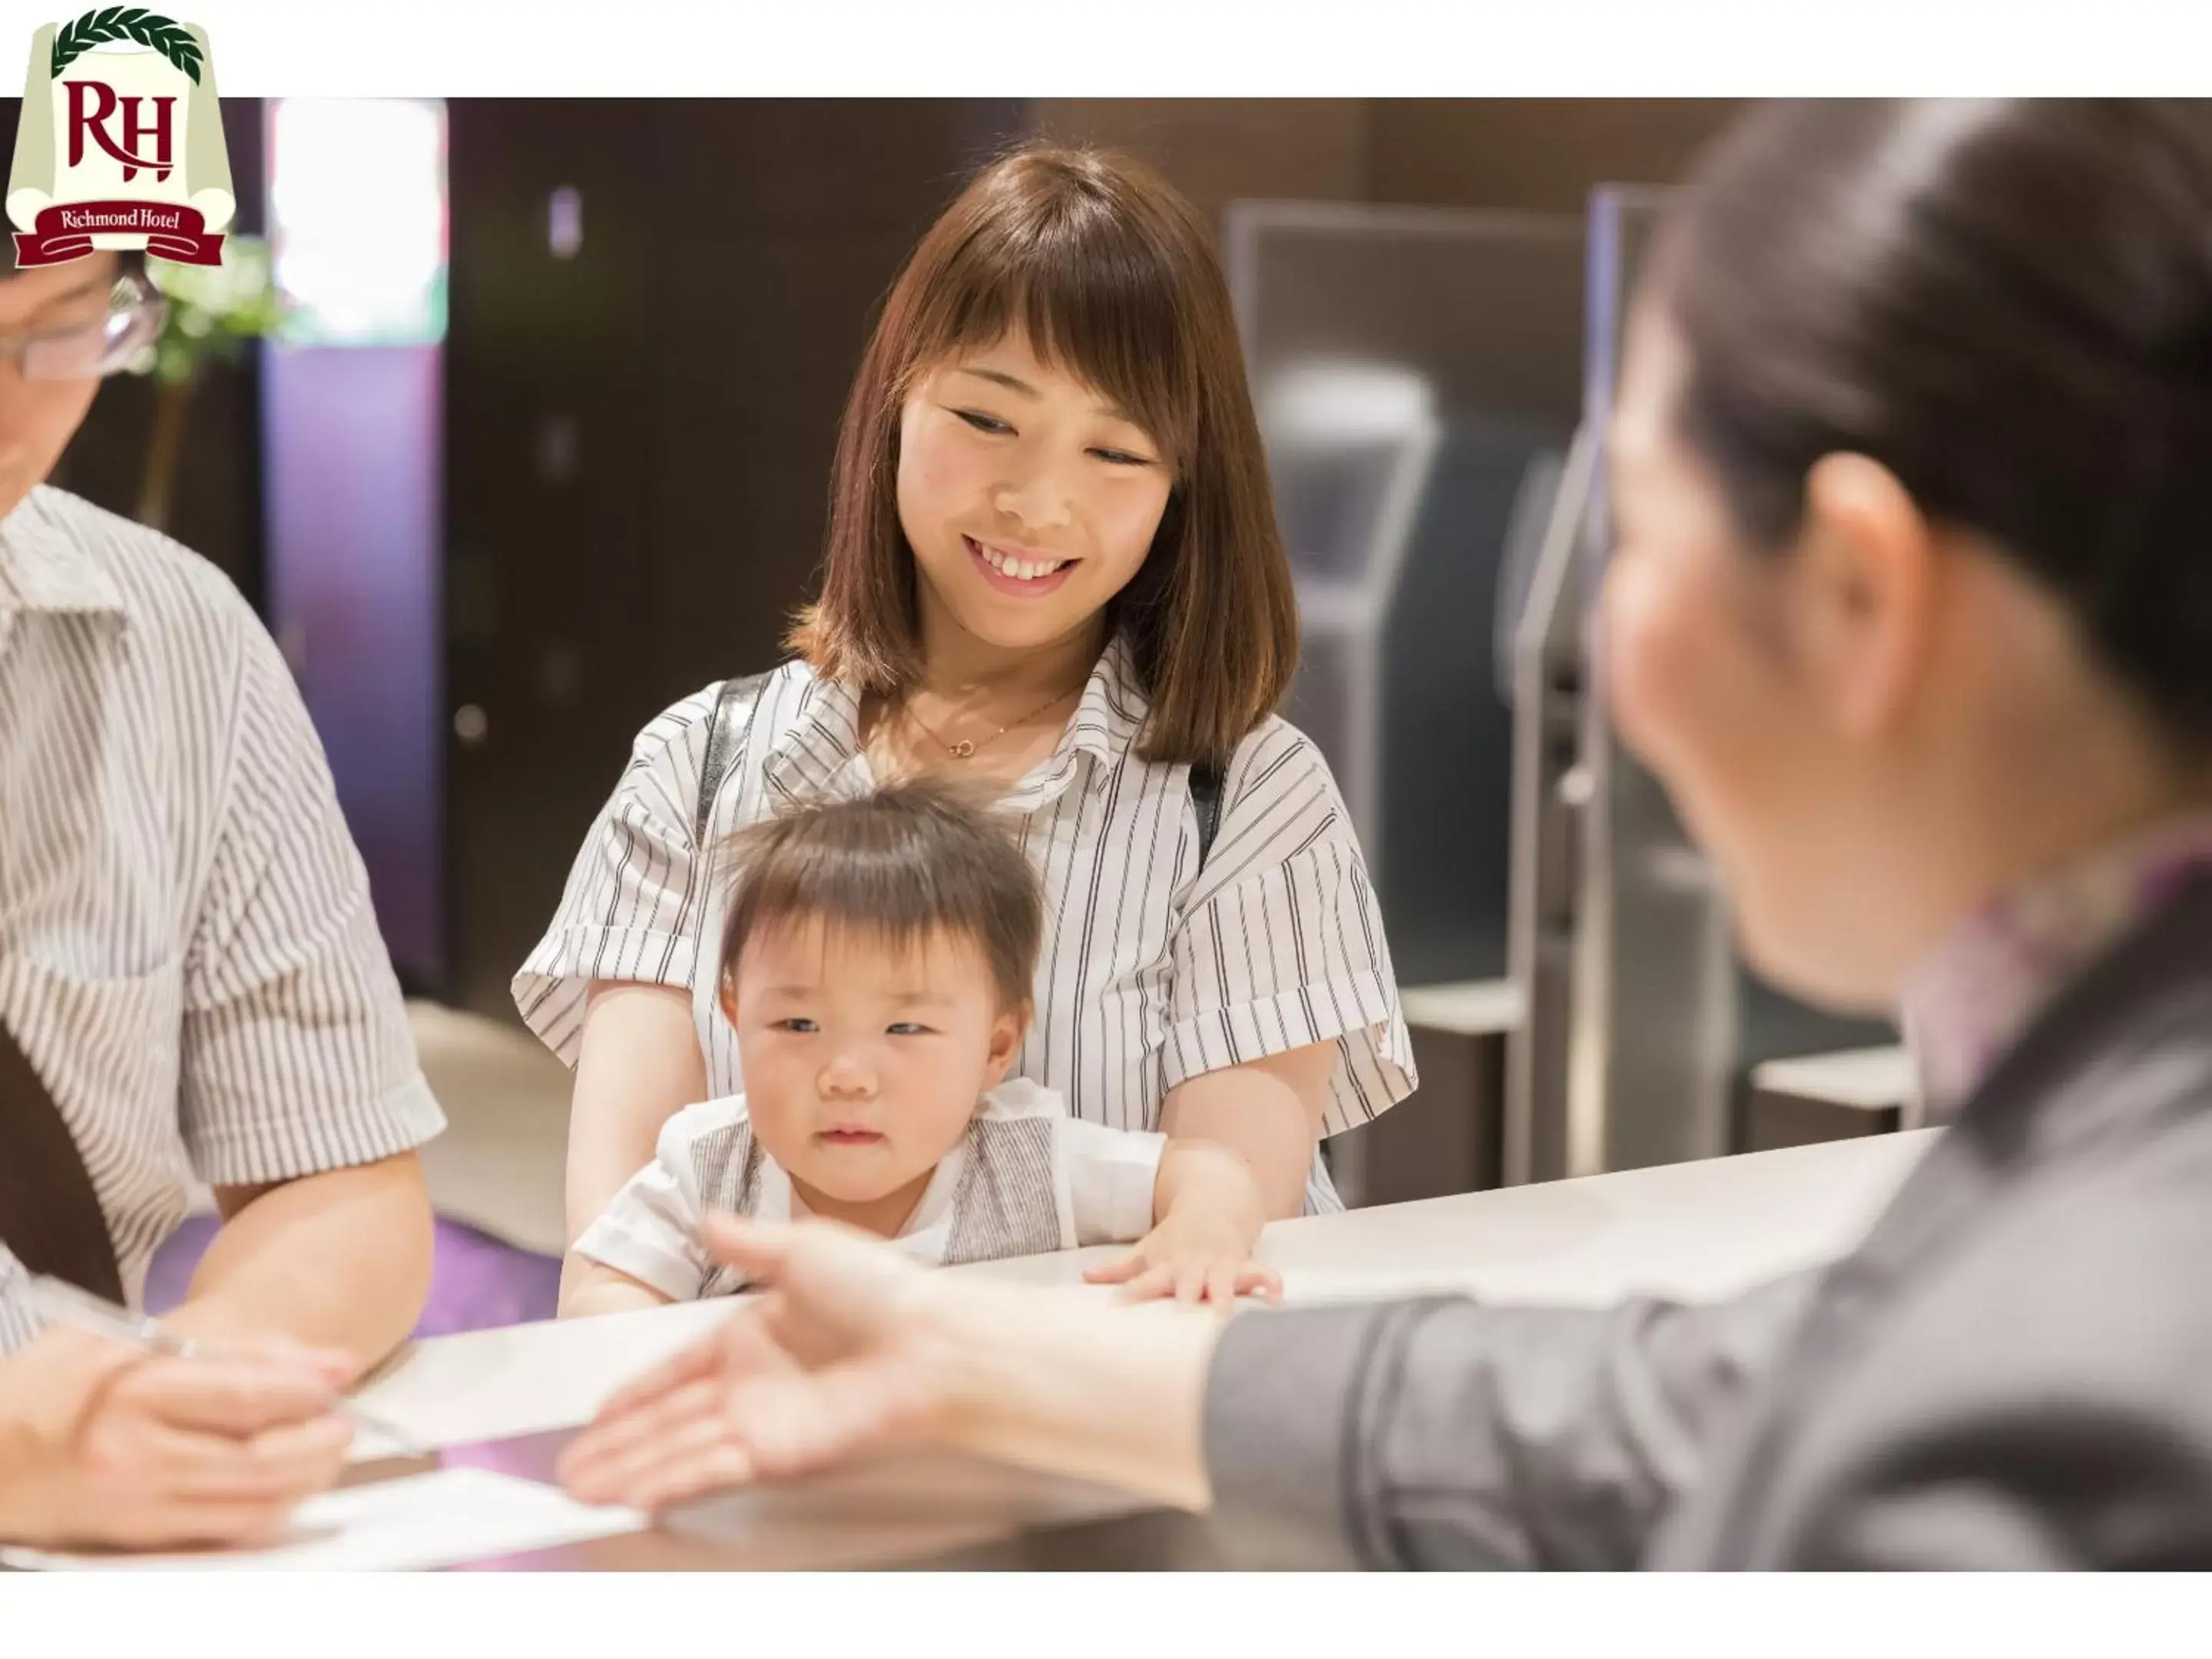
346, 1296, 737, 1461
0, 1469, 647, 1571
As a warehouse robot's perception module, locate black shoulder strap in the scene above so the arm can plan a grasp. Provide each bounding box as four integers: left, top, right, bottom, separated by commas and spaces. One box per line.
0, 1012, 124, 1302
693, 672, 768, 847
1190, 761, 1226, 871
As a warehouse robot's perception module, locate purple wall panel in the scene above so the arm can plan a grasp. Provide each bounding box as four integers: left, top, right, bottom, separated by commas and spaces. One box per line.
261, 342, 444, 985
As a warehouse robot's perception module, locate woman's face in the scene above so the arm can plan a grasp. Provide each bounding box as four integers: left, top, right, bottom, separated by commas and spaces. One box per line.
1601, 309, 1920, 1010
896, 329, 1174, 660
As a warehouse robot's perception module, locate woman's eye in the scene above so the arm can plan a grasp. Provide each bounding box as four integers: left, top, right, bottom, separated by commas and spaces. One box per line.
954, 408, 1013, 435
1091, 447, 1154, 468
774, 1018, 819, 1034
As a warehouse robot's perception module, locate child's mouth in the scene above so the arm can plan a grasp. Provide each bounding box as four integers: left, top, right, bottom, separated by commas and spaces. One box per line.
816, 1128, 885, 1145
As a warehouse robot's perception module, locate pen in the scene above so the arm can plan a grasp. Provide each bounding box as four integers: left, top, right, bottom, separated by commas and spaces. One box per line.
24, 1273, 424, 1457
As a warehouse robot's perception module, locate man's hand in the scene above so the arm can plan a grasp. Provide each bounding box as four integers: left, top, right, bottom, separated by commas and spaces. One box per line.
0, 1326, 356, 1551
558, 1216, 954, 1513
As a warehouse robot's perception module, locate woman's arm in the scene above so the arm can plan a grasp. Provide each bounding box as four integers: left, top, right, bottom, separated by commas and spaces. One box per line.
564, 981, 709, 1251
169, 1153, 433, 1376
1157, 1041, 1334, 1219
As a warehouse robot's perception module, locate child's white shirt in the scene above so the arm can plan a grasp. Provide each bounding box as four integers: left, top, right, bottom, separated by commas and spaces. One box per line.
574, 1078, 1166, 1300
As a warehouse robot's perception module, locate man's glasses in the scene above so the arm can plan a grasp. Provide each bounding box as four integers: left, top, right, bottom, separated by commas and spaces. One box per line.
0, 269, 167, 382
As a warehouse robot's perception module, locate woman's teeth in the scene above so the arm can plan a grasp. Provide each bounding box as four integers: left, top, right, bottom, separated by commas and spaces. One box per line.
976, 541, 1068, 581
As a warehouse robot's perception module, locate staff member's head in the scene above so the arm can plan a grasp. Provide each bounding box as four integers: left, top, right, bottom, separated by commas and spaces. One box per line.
0, 243, 161, 516
1603, 100, 2212, 1010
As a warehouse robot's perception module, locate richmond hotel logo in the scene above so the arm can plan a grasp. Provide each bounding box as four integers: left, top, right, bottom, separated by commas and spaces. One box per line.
6, 9, 234, 266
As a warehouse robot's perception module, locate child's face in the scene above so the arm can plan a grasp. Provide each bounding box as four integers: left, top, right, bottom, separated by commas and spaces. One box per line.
896, 328, 1174, 658
724, 919, 1025, 1214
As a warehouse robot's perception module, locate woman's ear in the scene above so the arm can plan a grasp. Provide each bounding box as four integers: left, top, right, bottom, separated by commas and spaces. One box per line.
1794, 452, 1939, 743
983, 1002, 1028, 1084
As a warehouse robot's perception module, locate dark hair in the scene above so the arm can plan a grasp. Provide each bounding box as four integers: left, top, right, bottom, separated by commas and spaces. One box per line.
715, 779, 1043, 1015
1659, 99, 2212, 746
787, 143, 1299, 769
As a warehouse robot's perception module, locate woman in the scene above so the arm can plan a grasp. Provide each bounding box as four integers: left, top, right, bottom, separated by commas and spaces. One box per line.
561, 100, 2212, 1568
519, 147, 1416, 1304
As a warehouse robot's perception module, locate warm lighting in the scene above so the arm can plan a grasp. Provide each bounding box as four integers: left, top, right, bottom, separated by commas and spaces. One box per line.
267, 98, 448, 346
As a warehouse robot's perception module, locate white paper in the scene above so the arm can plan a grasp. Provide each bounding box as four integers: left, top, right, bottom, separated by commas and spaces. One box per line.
0, 1469, 646, 1571
345, 1296, 737, 1460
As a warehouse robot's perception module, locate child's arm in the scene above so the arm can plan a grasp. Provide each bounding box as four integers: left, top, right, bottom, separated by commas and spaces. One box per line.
560, 1255, 678, 1320
558, 1098, 737, 1317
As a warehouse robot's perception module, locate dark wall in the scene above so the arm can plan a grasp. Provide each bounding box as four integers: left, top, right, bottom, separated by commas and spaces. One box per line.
443, 100, 1024, 1015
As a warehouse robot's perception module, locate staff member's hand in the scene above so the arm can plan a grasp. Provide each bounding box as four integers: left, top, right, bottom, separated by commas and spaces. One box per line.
0, 1325, 356, 1551
559, 1216, 949, 1513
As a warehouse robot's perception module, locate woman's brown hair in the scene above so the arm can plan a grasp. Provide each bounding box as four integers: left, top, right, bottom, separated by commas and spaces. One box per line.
786, 144, 1299, 769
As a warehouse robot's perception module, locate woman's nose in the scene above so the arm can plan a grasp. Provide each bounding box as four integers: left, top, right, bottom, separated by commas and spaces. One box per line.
992, 465, 1076, 534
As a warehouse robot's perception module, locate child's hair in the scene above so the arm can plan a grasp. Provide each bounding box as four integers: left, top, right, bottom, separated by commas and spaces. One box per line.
715, 779, 1043, 1015
786, 143, 1298, 770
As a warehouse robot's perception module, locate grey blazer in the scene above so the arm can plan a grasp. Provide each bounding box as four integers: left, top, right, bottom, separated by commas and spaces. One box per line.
1204, 873, 2212, 1568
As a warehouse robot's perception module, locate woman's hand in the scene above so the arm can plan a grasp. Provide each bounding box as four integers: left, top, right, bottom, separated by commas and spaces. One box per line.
1086, 1140, 1282, 1306
1084, 1217, 1281, 1307
557, 1216, 955, 1513
0, 1326, 356, 1551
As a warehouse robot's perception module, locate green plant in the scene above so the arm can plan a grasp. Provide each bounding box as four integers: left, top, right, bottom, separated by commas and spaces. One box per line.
134, 235, 283, 529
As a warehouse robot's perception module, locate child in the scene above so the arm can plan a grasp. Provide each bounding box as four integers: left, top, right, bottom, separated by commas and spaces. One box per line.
561, 781, 1278, 1316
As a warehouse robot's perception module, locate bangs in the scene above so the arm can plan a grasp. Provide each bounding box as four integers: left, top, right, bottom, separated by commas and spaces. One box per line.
894, 164, 1204, 471
714, 781, 1044, 1014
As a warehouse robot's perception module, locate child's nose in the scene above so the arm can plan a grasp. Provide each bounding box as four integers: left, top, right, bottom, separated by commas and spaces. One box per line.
817, 1051, 876, 1099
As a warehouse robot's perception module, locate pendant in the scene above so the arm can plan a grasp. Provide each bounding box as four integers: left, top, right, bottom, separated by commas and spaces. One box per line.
950, 740, 976, 759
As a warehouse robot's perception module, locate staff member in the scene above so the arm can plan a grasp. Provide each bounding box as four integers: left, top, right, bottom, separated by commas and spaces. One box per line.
0, 239, 445, 1549
520, 146, 1415, 1304
565, 100, 2212, 1568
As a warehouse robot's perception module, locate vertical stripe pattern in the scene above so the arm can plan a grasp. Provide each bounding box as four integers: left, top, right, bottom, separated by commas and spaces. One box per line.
0, 488, 445, 1356
515, 638, 1416, 1216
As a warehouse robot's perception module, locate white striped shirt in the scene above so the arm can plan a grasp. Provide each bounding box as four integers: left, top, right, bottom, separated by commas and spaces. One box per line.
515, 637, 1416, 1213
0, 486, 445, 1356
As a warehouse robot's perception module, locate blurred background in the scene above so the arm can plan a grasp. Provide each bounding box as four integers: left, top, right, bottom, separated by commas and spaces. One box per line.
13, 98, 1912, 1323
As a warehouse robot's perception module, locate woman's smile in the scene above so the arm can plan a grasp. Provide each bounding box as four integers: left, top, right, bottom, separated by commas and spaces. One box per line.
965, 535, 1081, 597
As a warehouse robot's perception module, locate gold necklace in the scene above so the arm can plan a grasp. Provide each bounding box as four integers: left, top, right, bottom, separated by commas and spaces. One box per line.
900, 684, 1081, 761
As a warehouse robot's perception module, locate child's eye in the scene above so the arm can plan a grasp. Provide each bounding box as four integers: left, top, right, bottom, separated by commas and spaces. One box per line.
953, 408, 1013, 436
773, 1018, 819, 1034
886, 1022, 935, 1036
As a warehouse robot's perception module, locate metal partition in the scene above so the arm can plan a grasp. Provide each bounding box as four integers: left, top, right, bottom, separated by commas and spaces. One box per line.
1505, 184, 1892, 1184
1505, 185, 1738, 1182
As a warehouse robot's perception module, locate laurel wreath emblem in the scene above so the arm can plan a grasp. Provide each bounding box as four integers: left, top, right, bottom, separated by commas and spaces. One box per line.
50, 7, 204, 86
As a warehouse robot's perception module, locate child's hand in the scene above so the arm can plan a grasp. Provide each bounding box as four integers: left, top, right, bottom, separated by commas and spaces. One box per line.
1084, 1216, 1283, 1306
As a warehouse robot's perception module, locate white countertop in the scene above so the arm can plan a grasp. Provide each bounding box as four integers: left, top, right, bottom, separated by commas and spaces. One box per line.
1399, 978, 1524, 1036
1750, 1045, 1919, 1112
349, 1129, 1937, 1459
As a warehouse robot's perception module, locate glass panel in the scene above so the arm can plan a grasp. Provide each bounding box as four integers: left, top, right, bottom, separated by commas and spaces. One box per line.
1224, 202, 1584, 983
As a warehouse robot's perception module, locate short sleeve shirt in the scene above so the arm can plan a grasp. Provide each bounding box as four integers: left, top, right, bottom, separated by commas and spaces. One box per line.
574, 1078, 1166, 1298
515, 637, 1416, 1213
0, 488, 445, 1355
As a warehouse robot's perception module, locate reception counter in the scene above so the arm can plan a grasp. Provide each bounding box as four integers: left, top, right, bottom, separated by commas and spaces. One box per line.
344, 1128, 1937, 1569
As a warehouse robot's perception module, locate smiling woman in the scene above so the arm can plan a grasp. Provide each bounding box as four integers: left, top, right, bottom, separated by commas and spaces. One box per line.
518, 145, 1417, 1309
